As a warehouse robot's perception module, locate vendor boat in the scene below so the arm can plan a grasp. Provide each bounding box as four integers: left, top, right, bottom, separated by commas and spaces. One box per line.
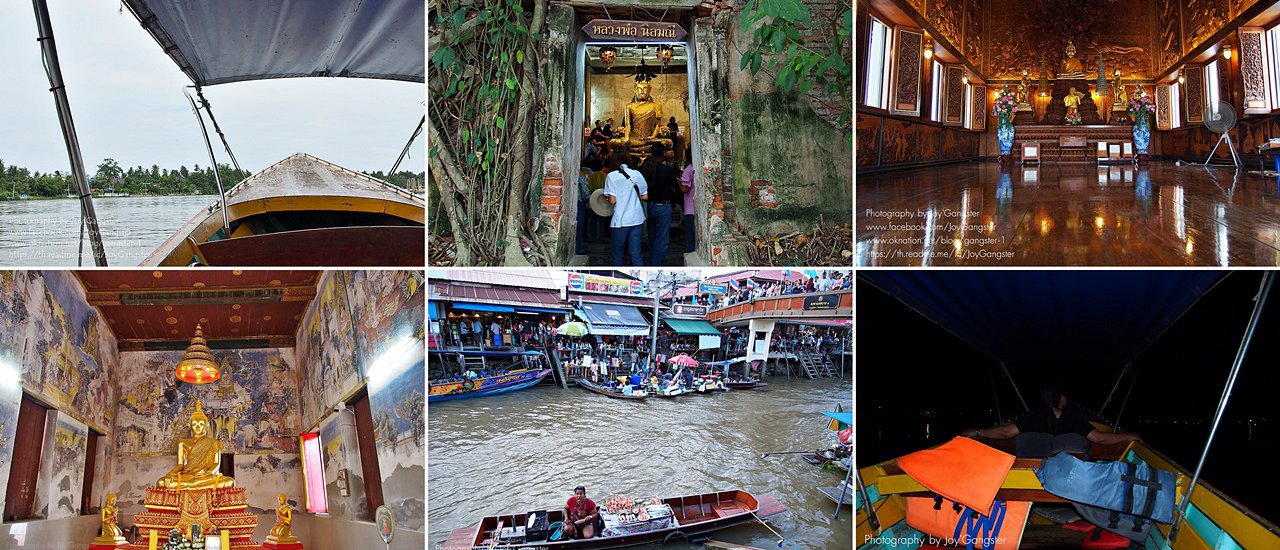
725, 379, 768, 390
441, 490, 785, 549
574, 378, 649, 400
650, 384, 694, 398
429, 349, 552, 403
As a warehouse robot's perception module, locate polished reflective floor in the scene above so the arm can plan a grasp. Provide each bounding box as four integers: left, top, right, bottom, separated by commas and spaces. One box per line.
856, 161, 1280, 266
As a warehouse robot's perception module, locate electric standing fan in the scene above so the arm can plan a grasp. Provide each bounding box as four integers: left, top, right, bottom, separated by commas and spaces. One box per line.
1203, 101, 1241, 167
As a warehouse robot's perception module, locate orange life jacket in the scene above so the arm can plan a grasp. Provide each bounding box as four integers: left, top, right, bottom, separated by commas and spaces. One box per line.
897, 436, 1015, 516
905, 497, 1030, 550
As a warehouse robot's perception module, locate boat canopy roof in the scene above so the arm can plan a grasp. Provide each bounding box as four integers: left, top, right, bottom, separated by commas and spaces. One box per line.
821, 411, 853, 425
122, 0, 424, 86
862, 271, 1223, 364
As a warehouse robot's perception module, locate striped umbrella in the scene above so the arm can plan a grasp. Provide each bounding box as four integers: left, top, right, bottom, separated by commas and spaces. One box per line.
555, 321, 589, 337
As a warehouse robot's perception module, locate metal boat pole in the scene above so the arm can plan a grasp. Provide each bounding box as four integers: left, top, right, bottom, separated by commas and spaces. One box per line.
1168, 272, 1274, 546
833, 461, 854, 520
854, 470, 879, 531
1112, 364, 1140, 432
32, 0, 108, 266
386, 115, 426, 186
1098, 362, 1131, 419
193, 86, 242, 174
185, 92, 231, 236
1000, 361, 1030, 411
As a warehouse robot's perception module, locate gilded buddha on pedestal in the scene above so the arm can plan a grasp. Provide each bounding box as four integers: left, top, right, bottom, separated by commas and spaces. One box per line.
158, 400, 234, 490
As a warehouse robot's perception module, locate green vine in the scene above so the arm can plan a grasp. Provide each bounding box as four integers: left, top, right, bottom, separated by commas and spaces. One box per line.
429, 0, 547, 266
739, 0, 853, 135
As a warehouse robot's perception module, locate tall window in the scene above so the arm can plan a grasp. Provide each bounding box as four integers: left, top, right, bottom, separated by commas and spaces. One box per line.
864, 18, 892, 109
963, 84, 973, 129
1171, 82, 1182, 129
930, 60, 943, 121
1205, 60, 1221, 116
1270, 26, 1280, 110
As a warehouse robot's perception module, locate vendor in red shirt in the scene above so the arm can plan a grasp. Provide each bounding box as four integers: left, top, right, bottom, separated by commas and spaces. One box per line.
563, 485, 599, 539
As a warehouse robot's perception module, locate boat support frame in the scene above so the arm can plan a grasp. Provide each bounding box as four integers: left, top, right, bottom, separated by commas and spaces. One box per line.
184, 91, 231, 236
1168, 272, 1275, 546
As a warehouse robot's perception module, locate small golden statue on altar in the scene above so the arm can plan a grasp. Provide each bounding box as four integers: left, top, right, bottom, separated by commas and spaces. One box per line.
265, 493, 304, 549
1017, 69, 1032, 108
89, 493, 128, 548
1111, 69, 1128, 111
609, 78, 673, 160
1064, 87, 1086, 115
1060, 40, 1086, 79
159, 399, 234, 490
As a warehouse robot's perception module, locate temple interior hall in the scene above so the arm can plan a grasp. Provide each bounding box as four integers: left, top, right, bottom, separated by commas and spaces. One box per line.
0, 270, 424, 550
856, 0, 1280, 266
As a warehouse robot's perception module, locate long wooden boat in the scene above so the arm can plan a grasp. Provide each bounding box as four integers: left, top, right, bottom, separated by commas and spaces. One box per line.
725, 380, 768, 390
441, 490, 785, 549
574, 378, 649, 400
856, 436, 1280, 549
429, 368, 551, 403
144, 153, 424, 267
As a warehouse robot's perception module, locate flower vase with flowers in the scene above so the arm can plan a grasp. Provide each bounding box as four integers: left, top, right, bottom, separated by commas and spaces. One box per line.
1064, 112, 1083, 125
1127, 92, 1156, 156
993, 88, 1018, 160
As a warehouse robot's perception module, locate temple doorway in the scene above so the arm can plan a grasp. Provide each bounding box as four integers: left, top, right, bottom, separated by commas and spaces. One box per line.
575, 34, 697, 267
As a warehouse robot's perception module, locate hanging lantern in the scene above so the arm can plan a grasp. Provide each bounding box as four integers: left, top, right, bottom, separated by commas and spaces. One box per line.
175, 324, 220, 384
923, 40, 934, 60
599, 46, 618, 71
656, 44, 675, 69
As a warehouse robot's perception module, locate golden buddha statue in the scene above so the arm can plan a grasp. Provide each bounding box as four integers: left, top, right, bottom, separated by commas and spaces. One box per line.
1064, 87, 1086, 115
267, 493, 299, 543
93, 493, 127, 545
609, 79, 673, 157
1112, 69, 1128, 109
1060, 41, 1086, 79
1017, 69, 1032, 107
158, 400, 234, 490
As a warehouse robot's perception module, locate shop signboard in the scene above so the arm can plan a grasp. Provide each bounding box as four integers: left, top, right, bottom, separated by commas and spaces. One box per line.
698, 282, 727, 295
567, 272, 646, 296
803, 294, 838, 311
581, 19, 687, 41
671, 303, 708, 316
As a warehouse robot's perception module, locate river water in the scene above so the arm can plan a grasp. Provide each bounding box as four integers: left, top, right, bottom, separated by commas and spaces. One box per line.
0, 195, 216, 266
428, 378, 853, 549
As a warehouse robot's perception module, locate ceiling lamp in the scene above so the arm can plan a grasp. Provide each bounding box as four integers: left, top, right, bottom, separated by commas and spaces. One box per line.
175, 324, 220, 384
599, 46, 618, 71
656, 44, 675, 69
923, 40, 934, 60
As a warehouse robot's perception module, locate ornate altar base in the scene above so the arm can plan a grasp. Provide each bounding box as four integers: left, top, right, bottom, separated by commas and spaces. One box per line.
131, 486, 261, 550
1011, 125, 1138, 163
89, 541, 130, 549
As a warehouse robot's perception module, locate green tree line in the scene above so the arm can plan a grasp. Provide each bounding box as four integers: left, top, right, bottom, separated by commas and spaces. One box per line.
0, 158, 423, 200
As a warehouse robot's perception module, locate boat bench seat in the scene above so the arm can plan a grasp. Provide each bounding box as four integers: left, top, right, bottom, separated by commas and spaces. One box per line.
711, 502, 746, 518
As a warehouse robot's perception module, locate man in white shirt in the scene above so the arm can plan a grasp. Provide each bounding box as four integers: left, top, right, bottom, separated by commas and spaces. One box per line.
604, 150, 648, 266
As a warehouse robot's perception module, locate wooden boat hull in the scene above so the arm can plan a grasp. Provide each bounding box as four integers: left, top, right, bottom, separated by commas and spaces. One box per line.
856, 439, 1280, 549
429, 369, 551, 403
442, 490, 785, 550
574, 378, 649, 400
145, 153, 423, 266
725, 381, 768, 390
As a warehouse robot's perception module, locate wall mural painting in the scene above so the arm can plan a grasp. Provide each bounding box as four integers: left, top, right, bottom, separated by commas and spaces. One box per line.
0, 271, 115, 431
115, 349, 300, 454
319, 413, 367, 523
37, 413, 87, 520
349, 270, 425, 370
369, 353, 425, 531
299, 272, 361, 428
236, 453, 304, 513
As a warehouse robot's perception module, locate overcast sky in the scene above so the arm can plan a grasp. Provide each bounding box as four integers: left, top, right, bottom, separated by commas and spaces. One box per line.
0, 2, 423, 175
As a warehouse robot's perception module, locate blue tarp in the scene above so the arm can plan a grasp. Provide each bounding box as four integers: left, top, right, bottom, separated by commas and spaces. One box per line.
575, 303, 650, 336
862, 271, 1223, 364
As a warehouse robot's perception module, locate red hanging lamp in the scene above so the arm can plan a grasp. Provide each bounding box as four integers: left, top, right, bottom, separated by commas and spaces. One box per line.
175, 324, 220, 384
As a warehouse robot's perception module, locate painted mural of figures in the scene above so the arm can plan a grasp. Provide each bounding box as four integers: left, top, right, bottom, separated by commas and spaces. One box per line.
239, 422, 259, 448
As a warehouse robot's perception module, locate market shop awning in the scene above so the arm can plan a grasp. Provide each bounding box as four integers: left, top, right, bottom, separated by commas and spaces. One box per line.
569, 292, 655, 308
663, 318, 722, 336
776, 319, 853, 328
430, 283, 568, 313
575, 303, 650, 336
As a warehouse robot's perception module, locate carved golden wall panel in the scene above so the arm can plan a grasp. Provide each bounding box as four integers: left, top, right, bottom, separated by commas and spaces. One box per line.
963, 0, 982, 69
982, 2, 1157, 80
1156, 83, 1172, 129
892, 28, 925, 116
1239, 27, 1269, 114
972, 84, 987, 130
928, 0, 962, 50
945, 65, 965, 124
1158, 0, 1183, 71
1182, 0, 1231, 55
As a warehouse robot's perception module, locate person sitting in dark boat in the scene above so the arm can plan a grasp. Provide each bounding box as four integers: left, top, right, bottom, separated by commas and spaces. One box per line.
563, 486, 599, 539
962, 385, 1141, 458
680, 368, 694, 389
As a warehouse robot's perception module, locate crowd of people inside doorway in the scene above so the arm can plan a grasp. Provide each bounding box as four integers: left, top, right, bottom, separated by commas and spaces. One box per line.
579, 118, 695, 266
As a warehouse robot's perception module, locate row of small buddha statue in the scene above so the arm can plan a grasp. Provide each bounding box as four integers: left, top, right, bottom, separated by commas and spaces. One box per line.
94, 491, 297, 546
1006, 40, 1145, 122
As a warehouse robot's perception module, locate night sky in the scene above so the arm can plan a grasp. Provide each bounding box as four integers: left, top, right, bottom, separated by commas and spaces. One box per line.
857, 271, 1280, 523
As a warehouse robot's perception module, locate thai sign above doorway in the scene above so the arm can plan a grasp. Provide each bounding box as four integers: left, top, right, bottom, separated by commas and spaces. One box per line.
582, 19, 687, 41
